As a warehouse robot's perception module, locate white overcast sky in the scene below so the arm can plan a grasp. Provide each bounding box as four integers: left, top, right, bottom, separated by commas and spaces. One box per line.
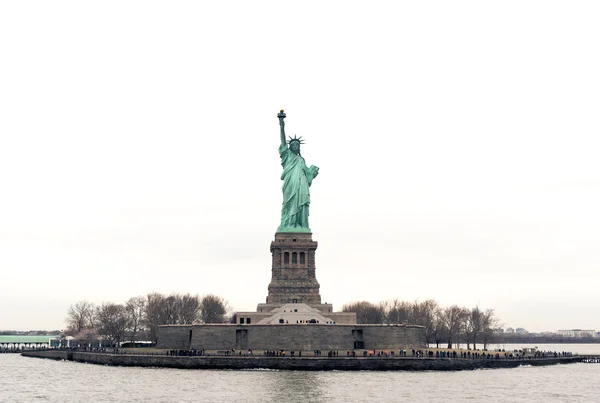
1, 1, 599, 332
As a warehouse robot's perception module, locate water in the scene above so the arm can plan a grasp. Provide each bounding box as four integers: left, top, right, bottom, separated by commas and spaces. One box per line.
1, 344, 599, 403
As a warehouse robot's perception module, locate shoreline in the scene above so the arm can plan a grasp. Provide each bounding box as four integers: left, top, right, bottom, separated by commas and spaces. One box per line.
21, 350, 586, 371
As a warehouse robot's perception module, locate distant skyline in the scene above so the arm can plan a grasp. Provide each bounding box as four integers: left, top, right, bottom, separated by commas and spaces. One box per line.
1, 1, 599, 332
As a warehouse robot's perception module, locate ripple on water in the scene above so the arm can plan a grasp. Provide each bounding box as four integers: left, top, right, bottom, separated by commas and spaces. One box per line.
2, 355, 599, 403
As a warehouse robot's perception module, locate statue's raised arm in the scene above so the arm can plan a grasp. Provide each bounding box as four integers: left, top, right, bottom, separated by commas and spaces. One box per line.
278, 109, 287, 147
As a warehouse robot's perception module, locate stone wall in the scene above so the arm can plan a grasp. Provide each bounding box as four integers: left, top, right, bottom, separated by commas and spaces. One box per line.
362, 325, 423, 350
22, 350, 584, 371
21, 350, 69, 360
157, 324, 425, 351
327, 312, 359, 325
156, 325, 193, 349
191, 325, 237, 350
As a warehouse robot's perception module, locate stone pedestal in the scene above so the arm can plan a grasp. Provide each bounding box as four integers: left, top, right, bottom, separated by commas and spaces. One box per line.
265, 232, 322, 305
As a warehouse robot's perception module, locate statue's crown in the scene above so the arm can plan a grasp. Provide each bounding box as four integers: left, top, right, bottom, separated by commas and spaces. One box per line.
287, 135, 305, 145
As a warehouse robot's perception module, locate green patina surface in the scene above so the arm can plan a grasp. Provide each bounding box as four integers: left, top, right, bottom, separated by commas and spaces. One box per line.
277, 110, 319, 233
0, 335, 56, 343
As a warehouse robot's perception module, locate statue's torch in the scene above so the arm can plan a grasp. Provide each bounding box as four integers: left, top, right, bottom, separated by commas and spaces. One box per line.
278, 109, 286, 126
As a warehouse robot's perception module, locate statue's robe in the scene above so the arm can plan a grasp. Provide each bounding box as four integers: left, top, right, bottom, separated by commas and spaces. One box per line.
278, 144, 311, 231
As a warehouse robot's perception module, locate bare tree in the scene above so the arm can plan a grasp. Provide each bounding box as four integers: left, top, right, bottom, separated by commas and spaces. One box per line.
143, 292, 206, 340
432, 310, 447, 348
74, 327, 100, 348
384, 299, 413, 324
96, 303, 130, 346
442, 305, 468, 349
126, 296, 146, 343
481, 309, 499, 350
199, 294, 230, 323
65, 301, 96, 335
464, 307, 484, 350
163, 294, 180, 325
412, 299, 440, 345
144, 292, 167, 342
85, 305, 98, 329
342, 301, 386, 324
176, 293, 201, 324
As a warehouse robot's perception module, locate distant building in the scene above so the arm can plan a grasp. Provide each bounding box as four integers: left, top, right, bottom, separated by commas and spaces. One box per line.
556, 329, 596, 338
515, 328, 528, 335
505, 327, 515, 334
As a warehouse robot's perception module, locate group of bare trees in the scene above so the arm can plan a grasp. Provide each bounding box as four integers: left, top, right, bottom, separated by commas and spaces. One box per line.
66, 294, 497, 349
65, 293, 230, 345
342, 299, 499, 350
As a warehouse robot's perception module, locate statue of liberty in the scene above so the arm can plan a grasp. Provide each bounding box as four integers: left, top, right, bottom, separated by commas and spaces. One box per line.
277, 110, 319, 233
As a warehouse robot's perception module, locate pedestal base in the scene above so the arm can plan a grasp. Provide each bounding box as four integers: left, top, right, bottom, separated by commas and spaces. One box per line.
266, 232, 321, 305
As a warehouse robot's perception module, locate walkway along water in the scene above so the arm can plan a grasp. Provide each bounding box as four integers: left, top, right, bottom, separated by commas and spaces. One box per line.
21, 349, 596, 371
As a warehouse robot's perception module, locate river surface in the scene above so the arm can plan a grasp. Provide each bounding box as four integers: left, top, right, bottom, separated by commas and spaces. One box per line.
1, 344, 599, 403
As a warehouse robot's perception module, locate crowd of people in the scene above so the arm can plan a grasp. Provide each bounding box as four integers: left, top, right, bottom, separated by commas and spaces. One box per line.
167, 349, 205, 356
171, 348, 576, 360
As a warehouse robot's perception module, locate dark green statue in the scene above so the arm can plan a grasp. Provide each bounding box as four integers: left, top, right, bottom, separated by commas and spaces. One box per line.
277, 110, 319, 233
